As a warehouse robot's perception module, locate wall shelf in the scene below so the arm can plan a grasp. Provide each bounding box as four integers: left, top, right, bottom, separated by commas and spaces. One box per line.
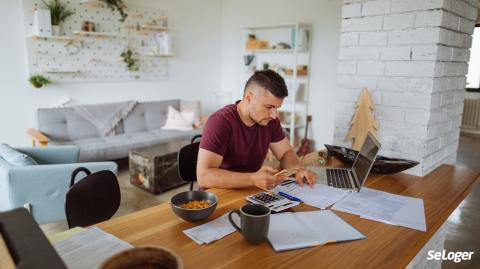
141, 53, 174, 57
42, 68, 81, 73
79, 0, 105, 7
30, 35, 73, 41
72, 31, 124, 38
240, 22, 312, 145
246, 49, 294, 53
140, 25, 168, 31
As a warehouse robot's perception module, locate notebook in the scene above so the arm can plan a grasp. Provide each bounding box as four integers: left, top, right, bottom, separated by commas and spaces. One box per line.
267, 210, 365, 252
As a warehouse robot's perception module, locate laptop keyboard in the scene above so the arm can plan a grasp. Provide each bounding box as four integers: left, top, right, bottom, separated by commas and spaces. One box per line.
327, 169, 353, 189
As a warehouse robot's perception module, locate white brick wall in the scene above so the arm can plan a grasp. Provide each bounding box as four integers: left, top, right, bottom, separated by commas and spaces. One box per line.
335, 0, 476, 176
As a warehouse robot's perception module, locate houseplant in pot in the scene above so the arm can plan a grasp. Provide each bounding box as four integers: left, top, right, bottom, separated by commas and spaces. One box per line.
102, 0, 128, 22
29, 74, 51, 88
42, 0, 75, 36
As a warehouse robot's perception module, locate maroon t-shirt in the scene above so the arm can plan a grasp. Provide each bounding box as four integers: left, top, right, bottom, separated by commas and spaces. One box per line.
200, 102, 285, 172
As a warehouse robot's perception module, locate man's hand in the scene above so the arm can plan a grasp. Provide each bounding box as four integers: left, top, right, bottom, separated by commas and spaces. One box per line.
250, 166, 286, 190
294, 168, 317, 187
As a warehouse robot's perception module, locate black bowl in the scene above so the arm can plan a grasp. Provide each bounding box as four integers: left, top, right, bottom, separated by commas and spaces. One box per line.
324, 144, 419, 174
170, 191, 218, 222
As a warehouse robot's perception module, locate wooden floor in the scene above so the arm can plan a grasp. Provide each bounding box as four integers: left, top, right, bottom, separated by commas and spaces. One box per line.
443, 132, 480, 269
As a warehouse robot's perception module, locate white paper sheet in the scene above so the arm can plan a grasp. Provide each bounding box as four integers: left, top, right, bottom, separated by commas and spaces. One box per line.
183, 213, 237, 244
273, 181, 350, 209
53, 227, 132, 269
332, 188, 426, 231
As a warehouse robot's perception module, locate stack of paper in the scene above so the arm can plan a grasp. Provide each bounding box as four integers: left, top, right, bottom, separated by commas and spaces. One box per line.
273, 181, 350, 209
332, 188, 427, 231
183, 213, 237, 244
53, 227, 132, 269
268, 210, 365, 252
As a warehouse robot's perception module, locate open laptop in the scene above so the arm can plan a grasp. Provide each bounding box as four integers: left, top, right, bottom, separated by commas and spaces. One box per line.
310, 132, 381, 192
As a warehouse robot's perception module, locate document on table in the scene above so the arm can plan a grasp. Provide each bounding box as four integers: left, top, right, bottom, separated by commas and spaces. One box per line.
332, 187, 426, 232
273, 181, 350, 209
183, 213, 237, 244
53, 227, 132, 269
267, 210, 366, 252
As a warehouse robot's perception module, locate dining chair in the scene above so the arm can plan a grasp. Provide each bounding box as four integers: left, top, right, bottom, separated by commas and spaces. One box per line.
177, 135, 202, 190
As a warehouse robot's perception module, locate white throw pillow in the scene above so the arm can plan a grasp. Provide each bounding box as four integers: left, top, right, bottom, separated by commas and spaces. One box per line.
162, 106, 194, 131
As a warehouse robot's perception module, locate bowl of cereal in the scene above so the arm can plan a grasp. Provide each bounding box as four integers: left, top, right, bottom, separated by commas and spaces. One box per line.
170, 191, 218, 222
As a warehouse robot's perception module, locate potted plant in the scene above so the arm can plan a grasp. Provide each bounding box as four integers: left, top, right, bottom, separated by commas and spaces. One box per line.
102, 0, 128, 22
29, 74, 52, 88
42, 0, 75, 36
120, 48, 139, 71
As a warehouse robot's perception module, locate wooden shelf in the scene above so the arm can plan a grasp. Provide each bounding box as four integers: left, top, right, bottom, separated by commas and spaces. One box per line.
246, 49, 294, 53
72, 31, 124, 38
141, 53, 174, 57
42, 68, 81, 73
30, 35, 73, 41
278, 102, 307, 112
140, 25, 168, 31
79, 0, 105, 7
281, 123, 305, 129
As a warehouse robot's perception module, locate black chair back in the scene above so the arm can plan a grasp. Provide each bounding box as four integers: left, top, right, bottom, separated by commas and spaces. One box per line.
177, 135, 202, 190
65, 167, 120, 228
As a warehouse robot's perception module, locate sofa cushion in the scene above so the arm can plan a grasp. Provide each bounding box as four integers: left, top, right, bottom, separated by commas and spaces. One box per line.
0, 144, 38, 166
123, 100, 180, 133
38, 107, 100, 141
162, 106, 194, 131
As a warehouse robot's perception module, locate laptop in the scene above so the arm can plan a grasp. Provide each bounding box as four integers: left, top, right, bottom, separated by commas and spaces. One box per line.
311, 132, 381, 192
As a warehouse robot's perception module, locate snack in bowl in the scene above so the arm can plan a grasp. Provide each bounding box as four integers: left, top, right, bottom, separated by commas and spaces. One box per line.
179, 200, 211, 209
171, 191, 217, 222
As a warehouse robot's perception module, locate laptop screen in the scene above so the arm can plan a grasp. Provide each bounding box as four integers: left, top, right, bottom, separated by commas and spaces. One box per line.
352, 133, 381, 187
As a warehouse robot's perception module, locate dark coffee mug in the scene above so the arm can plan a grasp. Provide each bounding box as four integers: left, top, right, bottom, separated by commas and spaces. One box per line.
228, 204, 270, 245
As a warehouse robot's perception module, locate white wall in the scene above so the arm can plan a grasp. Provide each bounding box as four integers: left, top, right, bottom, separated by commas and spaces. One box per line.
220, 0, 342, 149
0, 0, 222, 146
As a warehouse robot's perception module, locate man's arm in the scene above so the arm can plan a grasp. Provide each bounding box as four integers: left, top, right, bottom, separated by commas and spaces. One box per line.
270, 137, 317, 186
196, 148, 283, 190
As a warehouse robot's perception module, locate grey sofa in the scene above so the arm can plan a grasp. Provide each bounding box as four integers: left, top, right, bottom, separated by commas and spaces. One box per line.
29, 99, 201, 162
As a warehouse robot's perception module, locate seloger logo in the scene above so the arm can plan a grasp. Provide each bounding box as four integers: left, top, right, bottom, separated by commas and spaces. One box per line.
427, 250, 474, 263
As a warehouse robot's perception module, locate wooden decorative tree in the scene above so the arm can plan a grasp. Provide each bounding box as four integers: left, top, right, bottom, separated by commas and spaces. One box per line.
345, 88, 379, 150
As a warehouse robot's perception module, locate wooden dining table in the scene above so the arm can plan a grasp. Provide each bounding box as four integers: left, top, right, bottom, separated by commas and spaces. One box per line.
97, 162, 479, 269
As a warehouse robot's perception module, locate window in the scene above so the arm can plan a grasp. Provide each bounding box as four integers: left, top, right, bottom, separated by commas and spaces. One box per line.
466, 26, 480, 91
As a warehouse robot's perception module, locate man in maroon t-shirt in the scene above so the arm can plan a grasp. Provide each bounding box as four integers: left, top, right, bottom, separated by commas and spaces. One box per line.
197, 70, 316, 190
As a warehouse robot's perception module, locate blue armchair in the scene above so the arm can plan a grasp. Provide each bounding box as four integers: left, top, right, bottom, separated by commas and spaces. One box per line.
0, 146, 117, 224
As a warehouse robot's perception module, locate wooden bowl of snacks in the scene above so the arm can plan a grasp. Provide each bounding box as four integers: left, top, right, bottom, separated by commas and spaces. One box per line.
100, 246, 183, 269
170, 191, 217, 222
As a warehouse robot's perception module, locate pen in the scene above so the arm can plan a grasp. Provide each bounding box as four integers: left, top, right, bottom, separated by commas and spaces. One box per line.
278, 192, 302, 202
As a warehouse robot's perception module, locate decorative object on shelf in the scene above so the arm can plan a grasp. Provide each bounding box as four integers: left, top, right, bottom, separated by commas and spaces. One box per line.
284, 65, 308, 76
101, 0, 128, 22
159, 15, 168, 27
155, 32, 172, 55
345, 88, 379, 150
81, 21, 96, 32
29, 74, 51, 88
272, 42, 291, 50
33, 9, 52, 36
262, 62, 269, 70
246, 34, 269, 50
41, 0, 75, 36
120, 48, 139, 71
324, 144, 419, 174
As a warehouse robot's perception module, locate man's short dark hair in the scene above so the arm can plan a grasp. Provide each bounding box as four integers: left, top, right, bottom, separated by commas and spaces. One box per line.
244, 70, 288, 98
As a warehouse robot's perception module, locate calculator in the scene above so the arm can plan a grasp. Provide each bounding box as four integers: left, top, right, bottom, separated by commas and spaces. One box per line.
246, 192, 300, 212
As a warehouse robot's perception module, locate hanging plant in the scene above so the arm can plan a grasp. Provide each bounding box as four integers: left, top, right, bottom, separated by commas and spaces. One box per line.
29, 74, 52, 88
102, 0, 128, 22
120, 48, 139, 71
41, 0, 75, 26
